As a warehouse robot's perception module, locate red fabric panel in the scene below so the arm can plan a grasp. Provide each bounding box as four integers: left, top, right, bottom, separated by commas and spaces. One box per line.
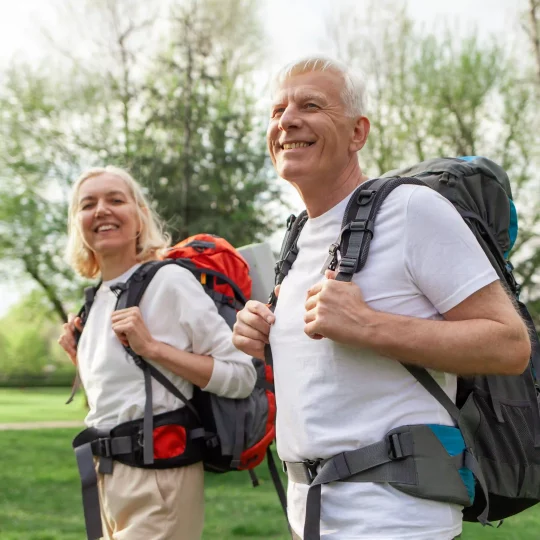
153, 425, 186, 460
265, 364, 274, 384
239, 390, 277, 470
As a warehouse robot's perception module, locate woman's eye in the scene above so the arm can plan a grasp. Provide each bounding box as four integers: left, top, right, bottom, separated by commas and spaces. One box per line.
272, 107, 285, 117
112, 199, 124, 204
305, 102, 319, 109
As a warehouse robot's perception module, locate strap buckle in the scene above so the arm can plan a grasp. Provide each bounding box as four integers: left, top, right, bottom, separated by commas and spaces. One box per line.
387, 433, 405, 460
302, 459, 321, 484
338, 257, 356, 273
357, 189, 377, 206
350, 219, 373, 234
97, 437, 112, 458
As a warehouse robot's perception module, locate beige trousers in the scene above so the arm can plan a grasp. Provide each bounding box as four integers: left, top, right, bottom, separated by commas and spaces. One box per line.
96, 460, 205, 540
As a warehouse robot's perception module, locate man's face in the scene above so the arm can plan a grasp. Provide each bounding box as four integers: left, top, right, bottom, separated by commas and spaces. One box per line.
267, 70, 358, 184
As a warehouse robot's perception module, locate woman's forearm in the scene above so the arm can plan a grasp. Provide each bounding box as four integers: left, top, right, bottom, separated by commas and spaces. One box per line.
147, 340, 214, 388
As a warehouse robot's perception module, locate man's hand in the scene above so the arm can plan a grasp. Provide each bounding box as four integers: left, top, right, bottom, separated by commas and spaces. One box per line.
58, 313, 83, 366
232, 286, 279, 360
111, 307, 158, 358
304, 270, 374, 344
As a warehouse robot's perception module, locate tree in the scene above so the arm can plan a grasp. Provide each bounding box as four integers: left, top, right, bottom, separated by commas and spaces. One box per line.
0, 66, 87, 323
0, 0, 281, 323
127, 0, 281, 243
323, 1, 540, 326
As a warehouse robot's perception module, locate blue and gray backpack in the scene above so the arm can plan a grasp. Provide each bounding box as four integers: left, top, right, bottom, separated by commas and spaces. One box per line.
271, 157, 540, 540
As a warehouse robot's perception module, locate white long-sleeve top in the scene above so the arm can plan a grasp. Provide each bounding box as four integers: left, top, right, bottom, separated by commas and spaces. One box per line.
78, 263, 256, 430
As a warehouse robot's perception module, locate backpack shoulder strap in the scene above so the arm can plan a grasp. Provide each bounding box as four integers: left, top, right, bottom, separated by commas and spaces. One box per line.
269, 211, 308, 307
334, 177, 426, 282
112, 259, 202, 465
66, 283, 101, 405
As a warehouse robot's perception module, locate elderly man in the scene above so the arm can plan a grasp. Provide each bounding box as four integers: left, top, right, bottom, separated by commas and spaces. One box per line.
232, 57, 530, 540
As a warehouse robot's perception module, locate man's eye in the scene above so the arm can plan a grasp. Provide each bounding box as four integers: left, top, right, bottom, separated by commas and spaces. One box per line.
272, 107, 285, 117
305, 103, 319, 109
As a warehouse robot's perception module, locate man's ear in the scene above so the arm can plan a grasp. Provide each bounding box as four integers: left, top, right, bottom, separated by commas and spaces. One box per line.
350, 116, 370, 153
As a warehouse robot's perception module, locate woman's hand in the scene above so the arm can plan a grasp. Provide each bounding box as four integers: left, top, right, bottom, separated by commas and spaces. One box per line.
111, 307, 158, 358
58, 314, 83, 365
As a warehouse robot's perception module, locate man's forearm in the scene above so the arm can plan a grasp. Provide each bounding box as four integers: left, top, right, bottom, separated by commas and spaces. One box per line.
358, 311, 530, 375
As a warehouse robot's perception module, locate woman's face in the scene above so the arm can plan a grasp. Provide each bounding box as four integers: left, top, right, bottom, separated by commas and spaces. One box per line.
77, 173, 141, 260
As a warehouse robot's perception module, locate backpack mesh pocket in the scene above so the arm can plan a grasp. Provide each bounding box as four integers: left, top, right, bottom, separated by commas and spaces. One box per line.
474, 394, 534, 465
471, 393, 540, 499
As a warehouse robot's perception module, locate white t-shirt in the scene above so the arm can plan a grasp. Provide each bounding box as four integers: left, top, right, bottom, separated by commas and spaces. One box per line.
78, 263, 256, 429
270, 185, 498, 540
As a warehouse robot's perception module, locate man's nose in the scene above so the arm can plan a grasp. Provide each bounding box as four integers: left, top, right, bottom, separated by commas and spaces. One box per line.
278, 105, 301, 131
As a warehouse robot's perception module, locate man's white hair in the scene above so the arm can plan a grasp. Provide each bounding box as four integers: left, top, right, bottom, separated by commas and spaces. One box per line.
271, 55, 368, 117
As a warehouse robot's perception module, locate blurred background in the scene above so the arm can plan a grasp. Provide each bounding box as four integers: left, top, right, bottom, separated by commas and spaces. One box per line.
0, 0, 538, 538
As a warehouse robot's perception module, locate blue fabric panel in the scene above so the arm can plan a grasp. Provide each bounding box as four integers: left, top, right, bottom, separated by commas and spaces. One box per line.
427, 424, 475, 503
506, 199, 518, 257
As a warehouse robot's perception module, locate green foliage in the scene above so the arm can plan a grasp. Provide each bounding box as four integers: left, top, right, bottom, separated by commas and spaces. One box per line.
0, 291, 74, 380
0, 0, 281, 324
324, 2, 540, 326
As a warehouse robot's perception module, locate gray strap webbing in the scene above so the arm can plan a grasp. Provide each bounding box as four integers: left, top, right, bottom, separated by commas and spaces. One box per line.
403, 365, 461, 425
230, 400, 247, 468
285, 432, 416, 540
75, 442, 103, 540
66, 371, 81, 405
189, 427, 206, 440
143, 366, 154, 465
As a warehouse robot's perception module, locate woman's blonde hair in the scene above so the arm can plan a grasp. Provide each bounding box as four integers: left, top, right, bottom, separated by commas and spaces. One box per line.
66, 166, 171, 279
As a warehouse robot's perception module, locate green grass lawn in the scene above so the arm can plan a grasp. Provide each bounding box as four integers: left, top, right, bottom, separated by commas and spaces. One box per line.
0, 388, 86, 424
0, 389, 538, 539
0, 428, 290, 540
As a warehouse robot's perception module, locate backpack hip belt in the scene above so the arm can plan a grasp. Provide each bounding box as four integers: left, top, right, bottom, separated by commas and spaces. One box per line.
284, 422, 487, 540
72, 407, 206, 540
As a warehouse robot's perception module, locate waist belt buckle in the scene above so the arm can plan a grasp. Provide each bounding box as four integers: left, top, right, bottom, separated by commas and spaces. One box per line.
302, 459, 321, 484
98, 437, 112, 458
387, 433, 405, 460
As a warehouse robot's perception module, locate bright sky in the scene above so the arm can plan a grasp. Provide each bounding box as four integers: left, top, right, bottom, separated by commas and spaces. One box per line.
0, 0, 530, 316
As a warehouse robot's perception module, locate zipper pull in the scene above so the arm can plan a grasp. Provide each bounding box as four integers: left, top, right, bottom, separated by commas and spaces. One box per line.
320, 243, 340, 274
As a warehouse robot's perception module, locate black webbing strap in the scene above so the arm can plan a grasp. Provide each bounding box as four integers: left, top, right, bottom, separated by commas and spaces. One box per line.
266, 447, 289, 519
335, 177, 426, 282
270, 211, 309, 305
67, 286, 100, 405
